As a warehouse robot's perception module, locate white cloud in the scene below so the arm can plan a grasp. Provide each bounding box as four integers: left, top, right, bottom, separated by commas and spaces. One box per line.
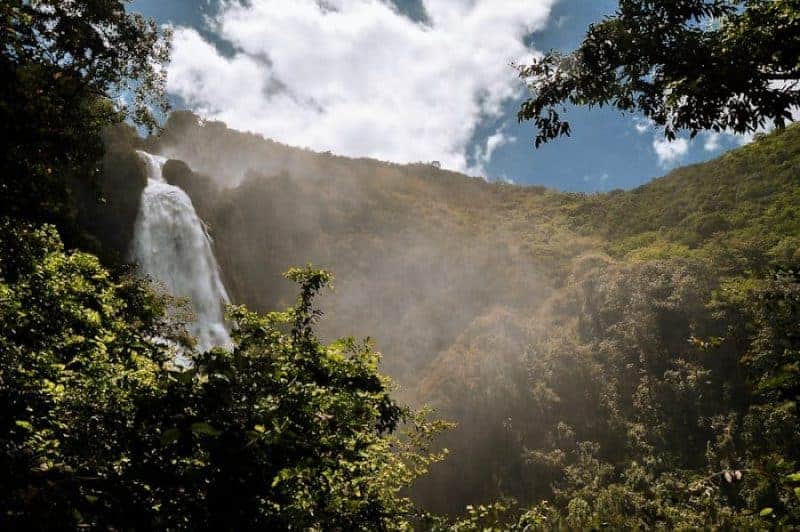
652, 137, 689, 167
166, 0, 557, 172
633, 117, 690, 168
698, 104, 800, 152
633, 116, 650, 134
471, 126, 516, 175
484, 130, 516, 162
704, 128, 764, 151
704, 132, 721, 152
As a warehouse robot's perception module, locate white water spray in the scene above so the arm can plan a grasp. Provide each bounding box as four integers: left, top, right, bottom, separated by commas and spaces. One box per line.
131, 151, 232, 352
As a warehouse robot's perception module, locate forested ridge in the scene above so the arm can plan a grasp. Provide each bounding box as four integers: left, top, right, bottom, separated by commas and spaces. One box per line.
2, 0, 799, 529
75, 113, 800, 528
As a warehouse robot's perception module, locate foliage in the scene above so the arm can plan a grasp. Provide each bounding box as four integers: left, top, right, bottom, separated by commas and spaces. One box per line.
491, 259, 800, 529
146, 112, 800, 520
422, 259, 799, 530
518, 0, 800, 146
0, 220, 172, 527
0, 224, 447, 530
3, 1, 799, 525
567, 125, 800, 275
0, 0, 170, 236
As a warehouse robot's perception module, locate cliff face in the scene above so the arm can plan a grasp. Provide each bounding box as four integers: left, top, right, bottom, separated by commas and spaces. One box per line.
76, 125, 148, 262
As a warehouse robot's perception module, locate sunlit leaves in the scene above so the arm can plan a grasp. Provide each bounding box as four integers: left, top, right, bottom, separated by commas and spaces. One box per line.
0, 222, 448, 530
518, 0, 800, 147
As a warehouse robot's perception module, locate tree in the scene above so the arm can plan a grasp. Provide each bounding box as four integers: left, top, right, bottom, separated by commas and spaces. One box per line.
0, 224, 449, 530
518, 0, 800, 147
474, 256, 800, 529
0, 5, 458, 528
0, 0, 170, 235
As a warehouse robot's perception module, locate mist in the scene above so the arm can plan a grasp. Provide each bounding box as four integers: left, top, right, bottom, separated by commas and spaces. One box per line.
122, 111, 800, 520
144, 111, 567, 512
7, 0, 799, 527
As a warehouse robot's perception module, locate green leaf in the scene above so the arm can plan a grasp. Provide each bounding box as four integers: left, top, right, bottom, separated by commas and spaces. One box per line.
190, 422, 222, 437
271, 468, 293, 488
254, 424, 266, 433
759, 507, 774, 517
786, 472, 800, 483
15, 420, 33, 431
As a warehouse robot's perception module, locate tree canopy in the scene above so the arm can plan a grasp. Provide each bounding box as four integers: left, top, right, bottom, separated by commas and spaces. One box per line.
0, 0, 170, 234
0, 3, 451, 529
3, 1, 800, 529
518, 0, 800, 147
0, 222, 449, 530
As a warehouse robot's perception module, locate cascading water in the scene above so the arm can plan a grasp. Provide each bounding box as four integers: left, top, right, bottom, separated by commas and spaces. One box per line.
131, 151, 232, 352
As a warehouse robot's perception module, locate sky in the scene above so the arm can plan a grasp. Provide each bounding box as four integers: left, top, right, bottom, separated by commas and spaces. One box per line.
131, 0, 752, 192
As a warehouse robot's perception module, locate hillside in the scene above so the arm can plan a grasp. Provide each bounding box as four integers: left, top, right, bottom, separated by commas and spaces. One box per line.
567, 127, 800, 269
135, 115, 800, 388
81, 115, 800, 519
139, 112, 594, 387
6, 0, 799, 527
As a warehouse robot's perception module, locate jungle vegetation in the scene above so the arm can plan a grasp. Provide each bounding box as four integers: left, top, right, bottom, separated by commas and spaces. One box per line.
2, 0, 799, 530
139, 114, 800, 529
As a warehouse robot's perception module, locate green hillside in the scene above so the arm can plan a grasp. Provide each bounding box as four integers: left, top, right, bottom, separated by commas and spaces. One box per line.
5, 0, 798, 528
81, 114, 800, 523
569, 126, 800, 268
8, 107, 799, 527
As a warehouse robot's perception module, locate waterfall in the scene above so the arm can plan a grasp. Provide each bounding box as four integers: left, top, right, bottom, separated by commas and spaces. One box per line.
131, 151, 232, 353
